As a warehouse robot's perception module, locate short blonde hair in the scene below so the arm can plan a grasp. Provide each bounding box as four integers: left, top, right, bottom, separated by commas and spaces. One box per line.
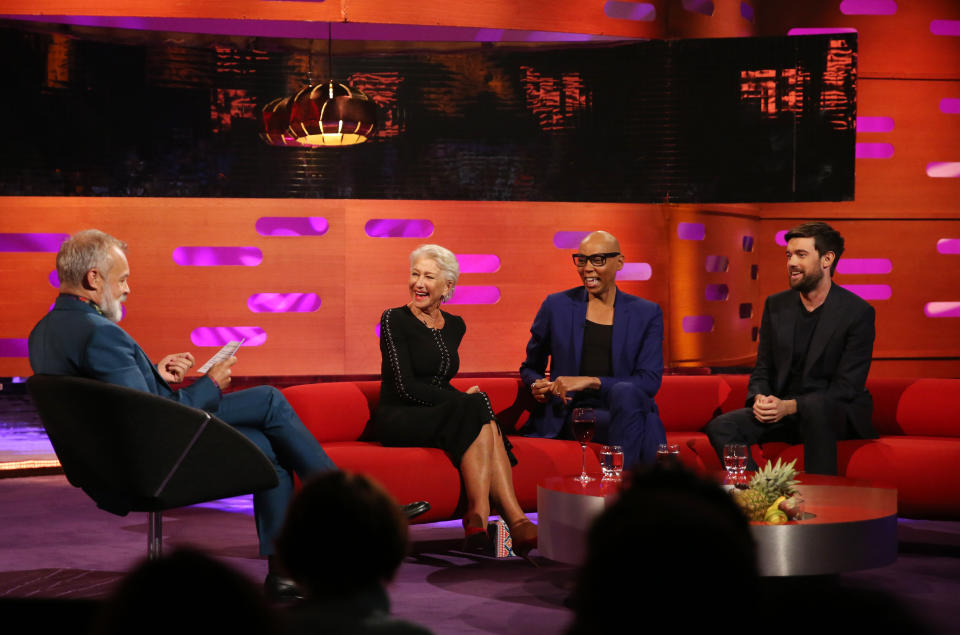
409, 244, 459, 302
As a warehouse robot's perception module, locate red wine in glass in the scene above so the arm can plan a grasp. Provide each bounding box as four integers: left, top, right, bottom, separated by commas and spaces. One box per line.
571, 408, 597, 483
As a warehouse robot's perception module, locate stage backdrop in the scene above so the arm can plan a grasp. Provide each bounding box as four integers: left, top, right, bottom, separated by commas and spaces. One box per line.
2, 0, 959, 379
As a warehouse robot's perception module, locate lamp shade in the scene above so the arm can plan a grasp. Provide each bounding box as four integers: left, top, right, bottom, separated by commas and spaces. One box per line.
259, 96, 300, 147
287, 80, 377, 147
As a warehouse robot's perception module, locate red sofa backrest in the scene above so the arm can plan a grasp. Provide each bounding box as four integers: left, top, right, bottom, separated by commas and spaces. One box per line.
893, 378, 960, 437
655, 375, 731, 431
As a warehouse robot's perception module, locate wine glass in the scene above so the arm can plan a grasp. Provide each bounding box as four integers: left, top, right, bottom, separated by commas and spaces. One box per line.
571, 407, 597, 484
723, 444, 748, 486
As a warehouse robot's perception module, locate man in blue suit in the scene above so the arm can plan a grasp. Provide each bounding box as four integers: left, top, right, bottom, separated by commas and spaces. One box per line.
520, 231, 666, 467
29, 229, 337, 600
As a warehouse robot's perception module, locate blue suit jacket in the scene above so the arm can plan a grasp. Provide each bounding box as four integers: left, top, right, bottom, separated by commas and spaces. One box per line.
519, 286, 664, 438
28, 295, 221, 411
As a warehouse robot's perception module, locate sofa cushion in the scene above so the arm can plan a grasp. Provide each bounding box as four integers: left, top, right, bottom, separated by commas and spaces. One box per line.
895, 379, 960, 437
324, 443, 462, 522
283, 382, 370, 443
656, 375, 731, 431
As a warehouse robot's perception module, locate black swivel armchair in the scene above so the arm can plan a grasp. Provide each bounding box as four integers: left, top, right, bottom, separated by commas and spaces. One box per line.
26, 374, 279, 559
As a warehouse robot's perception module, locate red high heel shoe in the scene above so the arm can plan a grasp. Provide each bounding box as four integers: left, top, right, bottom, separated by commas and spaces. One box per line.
508, 517, 538, 562
462, 514, 490, 553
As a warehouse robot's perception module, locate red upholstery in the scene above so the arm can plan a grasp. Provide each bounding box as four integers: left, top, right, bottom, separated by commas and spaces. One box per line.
284, 374, 960, 521
895, 379, 960, 437
283, 382, 370, 442
655, 375, 730, 432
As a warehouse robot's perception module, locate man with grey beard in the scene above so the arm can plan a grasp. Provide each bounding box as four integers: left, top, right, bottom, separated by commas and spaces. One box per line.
702, 222, 877, 475
27, 229, 337, 600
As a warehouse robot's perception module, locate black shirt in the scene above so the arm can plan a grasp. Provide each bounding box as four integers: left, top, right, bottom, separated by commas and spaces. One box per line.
785, 299, 824, 398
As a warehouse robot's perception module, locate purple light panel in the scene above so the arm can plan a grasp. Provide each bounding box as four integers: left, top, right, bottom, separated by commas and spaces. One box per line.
191, 327, 266, 347
740, 2, 755, 22
775, 231, 788, 246
856, 143, 894, 159
750, 265, 759, 280
364, 219, 434, 238
788, 27, 857, 35
248, 293, 321, 313
842, 284, 892, 300
0, 233, 68, 252
705, 255, 729, 273
456, 254, 501, 273
857, 116, 894, 133
616, 263, 653, 281
930, 20, 960, 36
48, 271, 59, 288
603, 1, 657, 21
446, 286, 501, 305
937, 239, 960, 254
0, 338, 28, 357
941, 98, 960, 114
682, 316, 714, 333
739, 303, 753, 319
682, 0, 714, 16
255, 217, 328, 236
705, 284, 729, 301
553, 231, 591, 249
924, 302, 960, 318
172, 246, 263, 266
836, 258, 892, 274
926, 163, 960, 178
742, 236, 755, 252
840, 0, 897, 15
677, 222, 706, 241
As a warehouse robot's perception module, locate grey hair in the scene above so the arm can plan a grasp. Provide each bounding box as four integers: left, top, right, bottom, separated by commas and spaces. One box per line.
409, 244, 459, 302
56, 229, 128, 288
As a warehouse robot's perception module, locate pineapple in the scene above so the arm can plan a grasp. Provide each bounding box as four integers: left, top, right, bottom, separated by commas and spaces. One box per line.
732, 458, 800, 522
748, 458, 799, 506
733, 488, 770, 521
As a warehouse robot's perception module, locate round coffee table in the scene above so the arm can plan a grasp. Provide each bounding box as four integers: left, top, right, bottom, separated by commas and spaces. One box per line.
536, 472, 898, 576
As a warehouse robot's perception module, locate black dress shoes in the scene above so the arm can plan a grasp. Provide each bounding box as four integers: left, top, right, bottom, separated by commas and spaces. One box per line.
401, 500, 431, 519
264, 572, 304, 602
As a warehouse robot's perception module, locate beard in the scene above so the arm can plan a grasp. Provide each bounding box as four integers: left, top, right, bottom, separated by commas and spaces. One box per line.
789, 266, 824, 294
98, 285, 125, 323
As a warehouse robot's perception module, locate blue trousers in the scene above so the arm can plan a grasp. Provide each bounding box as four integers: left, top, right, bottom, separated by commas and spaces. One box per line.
213, 386, 336, 555
572, 382, 666, 468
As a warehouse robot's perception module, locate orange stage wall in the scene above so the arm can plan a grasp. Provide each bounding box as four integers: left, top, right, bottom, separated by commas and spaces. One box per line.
1, 0, 959, 379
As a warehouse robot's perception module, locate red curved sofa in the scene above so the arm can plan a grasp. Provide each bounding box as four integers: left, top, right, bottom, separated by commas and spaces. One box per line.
282, 375, 960, 522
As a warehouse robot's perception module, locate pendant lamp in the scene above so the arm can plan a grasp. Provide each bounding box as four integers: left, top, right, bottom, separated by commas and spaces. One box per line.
259, 96, 299, 147
287, 80, 377, 146
260, 26, 377, 148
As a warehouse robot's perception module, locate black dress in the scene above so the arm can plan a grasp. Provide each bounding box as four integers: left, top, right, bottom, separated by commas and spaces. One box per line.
372, 305, 515, 467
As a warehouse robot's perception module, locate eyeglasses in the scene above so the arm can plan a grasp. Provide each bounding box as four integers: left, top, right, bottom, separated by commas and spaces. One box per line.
572, 252, 620, 267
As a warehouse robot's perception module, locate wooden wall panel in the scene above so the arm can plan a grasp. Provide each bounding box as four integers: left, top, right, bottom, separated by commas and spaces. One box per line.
666, 205, 761, 368
0, 0, 669, 39
0, 197, 671, 378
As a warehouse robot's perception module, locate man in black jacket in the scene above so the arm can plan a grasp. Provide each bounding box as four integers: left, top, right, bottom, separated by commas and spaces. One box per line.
703, 222, 877, 475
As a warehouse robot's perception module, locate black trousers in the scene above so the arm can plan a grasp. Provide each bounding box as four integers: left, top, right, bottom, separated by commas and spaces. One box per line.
702, 394, 847, 475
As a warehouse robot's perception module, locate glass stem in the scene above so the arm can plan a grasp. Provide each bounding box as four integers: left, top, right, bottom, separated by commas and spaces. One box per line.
580, 443, 587, 477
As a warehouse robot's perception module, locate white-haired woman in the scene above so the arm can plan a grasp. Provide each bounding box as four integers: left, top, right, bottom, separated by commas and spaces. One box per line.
372, 244, 537, 557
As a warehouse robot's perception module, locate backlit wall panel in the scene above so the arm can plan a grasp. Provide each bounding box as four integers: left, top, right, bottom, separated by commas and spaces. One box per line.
0, 197, 669, 378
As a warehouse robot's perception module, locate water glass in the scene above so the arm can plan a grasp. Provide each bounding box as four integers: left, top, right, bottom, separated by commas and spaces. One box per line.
656, 443, 680, 466
600, 445, 624, 480
723, 443, 748, 485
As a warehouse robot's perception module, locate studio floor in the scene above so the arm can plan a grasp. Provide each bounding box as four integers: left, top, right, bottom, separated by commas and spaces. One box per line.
1, 391, 959, 634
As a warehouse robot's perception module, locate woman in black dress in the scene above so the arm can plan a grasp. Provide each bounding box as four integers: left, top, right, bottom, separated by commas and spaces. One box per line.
372, 244, 536, 556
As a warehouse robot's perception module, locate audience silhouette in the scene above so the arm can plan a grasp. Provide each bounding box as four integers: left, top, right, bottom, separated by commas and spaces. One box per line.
275, 471, 434, 635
